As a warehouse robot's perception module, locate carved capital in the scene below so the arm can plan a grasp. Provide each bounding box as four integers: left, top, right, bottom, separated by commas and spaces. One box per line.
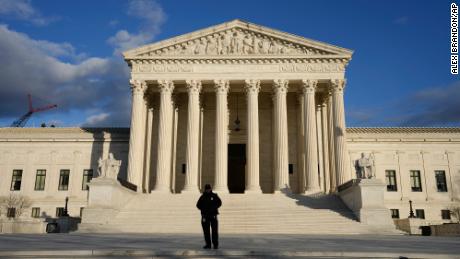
244, 79, 260, 94
214, 79, 230, 94
157, 80, 175, 93
129, 79, 147, 95
272, 79, 289, 94
301, 79, 317, 94
330, 79, 346, 93
185, 80, 202, 94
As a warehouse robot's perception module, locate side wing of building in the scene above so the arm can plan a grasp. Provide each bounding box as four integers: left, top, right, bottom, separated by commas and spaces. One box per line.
347, 127, 460, 224
0, 128, 129, 218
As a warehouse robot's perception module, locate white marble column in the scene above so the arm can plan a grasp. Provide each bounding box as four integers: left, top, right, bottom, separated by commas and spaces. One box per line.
127, 79, 147, 192
272, 79, 290, 192
144, 106, 154, 193
153, 80, 175, 192
301, 79, 320, 193
245, 79, 262, 193
296, 93, 306, 193
213, 80, 230, 193
316, 104, 324, 192
170, 103, 179, 193
320, 102, 331, 193
331, 79, 350, 186
182, 80, 202, 193
327, 92, 336, 191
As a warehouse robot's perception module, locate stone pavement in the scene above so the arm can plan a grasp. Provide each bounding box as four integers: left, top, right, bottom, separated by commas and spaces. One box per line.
0, 233, 459, 258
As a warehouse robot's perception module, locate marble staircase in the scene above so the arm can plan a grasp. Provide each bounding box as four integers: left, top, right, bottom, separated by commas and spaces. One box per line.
79, 192, 401, 235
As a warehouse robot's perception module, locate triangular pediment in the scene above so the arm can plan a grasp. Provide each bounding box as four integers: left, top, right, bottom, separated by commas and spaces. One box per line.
123, 19, 353, 59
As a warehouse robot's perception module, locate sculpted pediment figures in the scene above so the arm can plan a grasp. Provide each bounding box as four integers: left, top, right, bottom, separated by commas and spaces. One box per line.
145, 29, 324, 56
124, 20, 352, 59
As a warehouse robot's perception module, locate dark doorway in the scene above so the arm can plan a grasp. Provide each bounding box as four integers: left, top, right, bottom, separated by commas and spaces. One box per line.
228, 144, 246, 193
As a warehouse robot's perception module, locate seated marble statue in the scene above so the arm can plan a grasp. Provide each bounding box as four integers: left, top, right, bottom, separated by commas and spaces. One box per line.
97, 153, 121, 180
355, 153, 375, 179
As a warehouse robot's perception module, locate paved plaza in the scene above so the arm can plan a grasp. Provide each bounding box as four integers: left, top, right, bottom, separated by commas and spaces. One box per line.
0, 233, 459, 258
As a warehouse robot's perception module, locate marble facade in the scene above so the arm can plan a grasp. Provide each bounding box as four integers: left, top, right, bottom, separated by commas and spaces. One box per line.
0, 20, 459, 231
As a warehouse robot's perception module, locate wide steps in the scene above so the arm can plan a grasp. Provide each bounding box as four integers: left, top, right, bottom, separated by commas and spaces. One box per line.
80, 193, 400, 235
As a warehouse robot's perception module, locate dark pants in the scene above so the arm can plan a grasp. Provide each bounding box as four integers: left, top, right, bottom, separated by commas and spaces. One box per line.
201, 215, 218, 247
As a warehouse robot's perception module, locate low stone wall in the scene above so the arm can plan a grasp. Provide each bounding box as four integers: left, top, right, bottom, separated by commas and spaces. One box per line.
394, 218, 426, 235
0, 219, 47, 233
430, 223, 460, 236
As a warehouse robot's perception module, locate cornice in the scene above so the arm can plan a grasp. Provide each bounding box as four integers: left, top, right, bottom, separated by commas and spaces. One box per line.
346, 127, 460, 134
0, 127, 130, 141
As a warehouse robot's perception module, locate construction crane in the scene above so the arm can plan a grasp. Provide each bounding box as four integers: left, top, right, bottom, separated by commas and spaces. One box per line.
10, 94, 58, 127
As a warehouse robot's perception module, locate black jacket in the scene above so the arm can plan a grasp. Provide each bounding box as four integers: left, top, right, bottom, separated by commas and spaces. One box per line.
196, 192, 222, 216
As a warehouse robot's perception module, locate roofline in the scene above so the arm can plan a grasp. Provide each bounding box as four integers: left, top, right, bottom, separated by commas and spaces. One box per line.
2, 126, 460, 134
347, 127, 460, 134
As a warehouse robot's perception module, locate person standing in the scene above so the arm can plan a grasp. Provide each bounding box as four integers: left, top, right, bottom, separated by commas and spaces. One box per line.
196, 184, 222, 249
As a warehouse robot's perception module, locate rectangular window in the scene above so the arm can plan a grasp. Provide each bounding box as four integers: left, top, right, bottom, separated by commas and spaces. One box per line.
385, 170, 397, 191
31, 207, 40, 218
435, 170, 448, 192
415, 209, 425, 219
390, 209, 400, 219
182, 164, 186, 174
34, 169, 46, 191
441, 210, 451, 220
56, 207, 65, 217
10, 170, 23, 191
81, 169, 93, 190
289, 164, 294, 175
58, 169, 70, 191
410, 170, 422, 192
80, 207, 84, 217
7, 208, 16, 218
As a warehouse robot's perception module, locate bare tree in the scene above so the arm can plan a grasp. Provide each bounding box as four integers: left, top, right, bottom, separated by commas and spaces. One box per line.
448, 206, 460, 223
0, 193, 31, 218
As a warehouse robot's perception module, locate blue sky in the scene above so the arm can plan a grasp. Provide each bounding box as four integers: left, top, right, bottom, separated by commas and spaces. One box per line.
0, 0, 458, 127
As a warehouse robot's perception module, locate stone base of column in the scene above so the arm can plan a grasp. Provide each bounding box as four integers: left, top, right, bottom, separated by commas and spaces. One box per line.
152, 187, 171, 193
244, 188, 262, 194
302, 188, 322, 195
181, 186, 200, 193
273, 187, 291, 195
212, 186, 229, 194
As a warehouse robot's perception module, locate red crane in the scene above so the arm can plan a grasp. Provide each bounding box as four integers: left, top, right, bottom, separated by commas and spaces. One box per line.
10, 94, 58, 127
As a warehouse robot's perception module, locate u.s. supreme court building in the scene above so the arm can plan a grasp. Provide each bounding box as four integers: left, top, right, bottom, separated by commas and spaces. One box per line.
1, 20, 459, 234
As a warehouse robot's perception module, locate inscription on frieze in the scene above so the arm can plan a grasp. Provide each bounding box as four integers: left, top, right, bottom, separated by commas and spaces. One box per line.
133, 63, 344, 74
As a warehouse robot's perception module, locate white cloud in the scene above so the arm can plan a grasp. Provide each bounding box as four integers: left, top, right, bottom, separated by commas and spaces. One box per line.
108, 19, 119, 27
85, 113, 110, 126
0, 0, 56, 26
0, 24, 132, 127
108, 0, 166, 55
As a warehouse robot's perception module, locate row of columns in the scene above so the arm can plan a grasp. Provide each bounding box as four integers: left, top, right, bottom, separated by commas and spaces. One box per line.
127, 79, 350, 194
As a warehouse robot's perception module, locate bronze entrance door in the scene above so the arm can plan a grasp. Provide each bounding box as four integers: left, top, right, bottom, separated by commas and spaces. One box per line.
228, 144, 246, 193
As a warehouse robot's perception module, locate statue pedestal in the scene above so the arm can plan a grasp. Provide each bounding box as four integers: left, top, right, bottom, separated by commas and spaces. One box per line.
394, 218, 426, 235
338, 178, 395, 228
79, 178, 136, 229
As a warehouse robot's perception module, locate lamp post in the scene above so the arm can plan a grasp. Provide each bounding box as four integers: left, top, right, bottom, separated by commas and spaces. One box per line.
408, 200, 415, 218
